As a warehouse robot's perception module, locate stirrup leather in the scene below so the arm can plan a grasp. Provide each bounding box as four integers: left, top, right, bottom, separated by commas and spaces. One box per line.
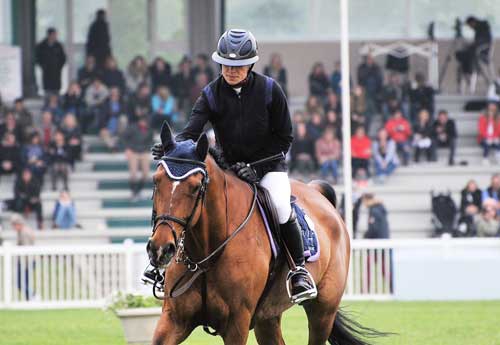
286, 266, 318, 304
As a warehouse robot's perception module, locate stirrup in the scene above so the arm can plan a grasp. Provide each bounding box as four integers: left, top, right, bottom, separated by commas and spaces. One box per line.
286, 266, 318, 304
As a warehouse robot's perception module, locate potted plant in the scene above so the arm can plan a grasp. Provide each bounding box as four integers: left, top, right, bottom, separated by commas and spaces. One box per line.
110, 292, 163, 344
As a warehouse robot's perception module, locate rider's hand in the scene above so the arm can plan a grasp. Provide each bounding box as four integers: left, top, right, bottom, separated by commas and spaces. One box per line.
151, 143, 164, 160
231, 162, 258, 184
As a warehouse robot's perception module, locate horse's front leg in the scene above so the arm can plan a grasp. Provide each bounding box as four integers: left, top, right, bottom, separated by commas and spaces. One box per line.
152, 311, 192, 345
221, 311, 252, 345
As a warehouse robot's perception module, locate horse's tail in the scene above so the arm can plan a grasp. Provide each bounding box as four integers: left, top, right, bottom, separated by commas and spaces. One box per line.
309, 180, 337, 208
328, 309, 391, 345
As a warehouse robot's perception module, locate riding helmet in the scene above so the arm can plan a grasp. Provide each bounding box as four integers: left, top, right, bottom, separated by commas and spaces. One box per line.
212, 29, 259, 66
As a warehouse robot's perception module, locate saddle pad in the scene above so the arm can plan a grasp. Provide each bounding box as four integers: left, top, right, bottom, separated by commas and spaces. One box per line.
257, 199, 320, 263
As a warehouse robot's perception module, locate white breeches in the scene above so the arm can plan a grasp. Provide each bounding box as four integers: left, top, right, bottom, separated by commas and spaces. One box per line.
260, 171, 292, 224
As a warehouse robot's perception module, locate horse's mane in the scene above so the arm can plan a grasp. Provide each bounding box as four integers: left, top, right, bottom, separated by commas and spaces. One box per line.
208, 146, 231, 170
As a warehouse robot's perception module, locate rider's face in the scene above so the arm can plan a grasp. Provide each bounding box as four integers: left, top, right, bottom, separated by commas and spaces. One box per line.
222, 65, 250, 86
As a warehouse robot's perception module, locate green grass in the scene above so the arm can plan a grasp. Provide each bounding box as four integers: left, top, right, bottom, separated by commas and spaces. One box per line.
1, 301, 499, 345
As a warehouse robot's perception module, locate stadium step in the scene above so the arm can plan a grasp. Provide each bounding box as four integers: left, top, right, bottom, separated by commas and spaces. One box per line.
102, 198, 152, 208
98, 180, 154, 190
106, 218, 150, 228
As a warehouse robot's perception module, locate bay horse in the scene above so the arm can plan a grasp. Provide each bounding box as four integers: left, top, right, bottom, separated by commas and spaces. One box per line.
147, 123, 381, 345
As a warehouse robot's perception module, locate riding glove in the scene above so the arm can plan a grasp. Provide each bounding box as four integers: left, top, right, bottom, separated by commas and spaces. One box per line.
231, 162, 258, 183
151, 143, 164, 160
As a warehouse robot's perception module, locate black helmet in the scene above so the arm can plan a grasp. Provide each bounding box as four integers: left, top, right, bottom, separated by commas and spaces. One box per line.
212, 29, 259, 66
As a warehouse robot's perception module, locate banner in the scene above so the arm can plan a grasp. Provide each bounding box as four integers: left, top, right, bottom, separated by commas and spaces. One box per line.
0, 45, 22, 102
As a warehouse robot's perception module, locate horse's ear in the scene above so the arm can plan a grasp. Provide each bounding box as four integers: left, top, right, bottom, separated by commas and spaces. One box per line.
160, 121, 174, 150
195, 133, 209, 161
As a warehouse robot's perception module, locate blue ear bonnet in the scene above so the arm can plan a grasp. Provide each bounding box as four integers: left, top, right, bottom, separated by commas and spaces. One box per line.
159, 140, 206, 180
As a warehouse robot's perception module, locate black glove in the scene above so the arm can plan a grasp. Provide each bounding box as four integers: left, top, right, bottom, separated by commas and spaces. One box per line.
231, 162, 258, 183
151, 143, 164, 160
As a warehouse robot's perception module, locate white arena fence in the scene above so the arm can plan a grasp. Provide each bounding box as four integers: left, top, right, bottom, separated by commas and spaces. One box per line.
0, 238, 499, 309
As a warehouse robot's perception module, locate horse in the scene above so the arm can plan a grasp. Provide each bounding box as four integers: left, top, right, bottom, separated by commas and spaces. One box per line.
147, 122, 382, 345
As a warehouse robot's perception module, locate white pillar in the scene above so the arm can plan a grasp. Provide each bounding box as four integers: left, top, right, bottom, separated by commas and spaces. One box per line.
124, 239, 134, 292
340, 0, 353, 238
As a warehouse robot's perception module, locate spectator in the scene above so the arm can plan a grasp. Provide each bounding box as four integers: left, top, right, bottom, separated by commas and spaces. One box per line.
151, 86, 177, 129
0, 133, 21, 175
409, 72, 435, 123
461, 180, 483, 218
149, 57, 172, 92
307, 111, 324, 141
52, 191, 77, 229
351, 126, 372, 177
47, 130, 71, 191
0, 112, 23, 143
482, 173, 500, 203
190, 72, 209, 109
191, 53, 215, 83
351, 112, 366, 134
11, 214, 35, 245
63, 81, 85, 119
373, 128, 399, 183
263, 53, 288, 96
13, 169, 43, 229
83, 78, 109, 133
325, 109, 342, 140
43, 94, 64, 124
477, 102, 500, 164
60, 113, 82, 166
102, 56, 126, 94
40, 111, 56, 149
361, 193, 390, 239
315, 126, 341, 183
474, 205, 499, 237
324, 89, 341, 114
10, 214, 35, 300
330, 61, 342, 95
432, 109, 457, 166
128, 82, 152, 123
100, 87, 127, 151
290, 121, 315, 174
35, 27, 66, 95
86, 9, 112, 69
351, 85, 368, 129
0, 92, 7, 116
357, 54, 383, 118
305, 95, 324, 116
413, 109, 434, 163
77, 55, 99, 92
120, 117, 153, 201
308, 62, 331, 101
23, 132, 47, 180
382, 73, 407, 121
13, 98, 34, 136
385, 109, 412, 166
172, 56, 193, 121
125, 55, 149, 94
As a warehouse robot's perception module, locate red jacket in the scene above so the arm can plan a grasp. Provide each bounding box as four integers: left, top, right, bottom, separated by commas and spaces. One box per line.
351, 135, 372, 159
478, 114, 500, 142
385, 117, 412, 142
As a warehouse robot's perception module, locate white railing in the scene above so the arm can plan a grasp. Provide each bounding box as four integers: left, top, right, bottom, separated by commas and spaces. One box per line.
1, 238, 499, 308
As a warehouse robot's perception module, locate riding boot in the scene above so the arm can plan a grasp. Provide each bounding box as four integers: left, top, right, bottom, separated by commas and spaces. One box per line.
280, 210, 317, 304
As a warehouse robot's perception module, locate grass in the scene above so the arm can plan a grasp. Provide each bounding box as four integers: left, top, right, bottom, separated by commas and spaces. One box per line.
0, 301, 499, 345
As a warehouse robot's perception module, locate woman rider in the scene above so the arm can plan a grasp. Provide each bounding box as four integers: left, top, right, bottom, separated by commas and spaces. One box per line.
151, 29, 316, 303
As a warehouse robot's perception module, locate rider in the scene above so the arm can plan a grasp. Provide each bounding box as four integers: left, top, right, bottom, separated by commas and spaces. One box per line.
150, 29, 317, 303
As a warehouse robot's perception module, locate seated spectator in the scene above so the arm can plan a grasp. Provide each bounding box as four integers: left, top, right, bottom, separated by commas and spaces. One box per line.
60, 113, 82, 166
120, 117, 153, 201
361, 193, 390, 239
413, 109, 434, 163
128, 82, 152, 123
125, 55, 149, 94
474, 205, 499, 237
409, 72, 435, 123
99, 87, 127, 151
52, 191, 77, 229
13, 168, 43, 229
307, 111, 324, 141
357, 54, 383, 119
102, 56, 126, 94
150, 57, 172, 92
190, 72, 209, 109
385, 109, 412, 166
315, 126, 341, 183
151, 86, 177, 129
432, 109, 457, 166
13, 98, 34, 137
330, 61, 342, 95
84, 78, 109, 133
305, 95, 324, 116
351, 112, 366, 134
290, 122, 315, 174
477, 102, 500, 164
0, 112, 23, 144
47, 130, 71, 191
0, 133, 21, 175
11, 213, 35, 245
43, 94, 64, 124
308, 62, 331, 101
381, 73, 407, 121
172, 56, 193, 122
77, 55, 99, 92
461, 180, 483, 217
351, 126, 372, 177
482, 173, 500, 203
325, 109, 342, 139
63, 81, 85, 119
23, 132, 47, 180
350, 85, 367, 120
40, 110, 56, 149
324, 89, 341, 114
191, 53, 214, 84
373, 128, 399, 183
263, 53, 288, 96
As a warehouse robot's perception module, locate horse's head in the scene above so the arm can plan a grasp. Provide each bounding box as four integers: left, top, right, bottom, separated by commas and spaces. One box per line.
147, 122, 209, 268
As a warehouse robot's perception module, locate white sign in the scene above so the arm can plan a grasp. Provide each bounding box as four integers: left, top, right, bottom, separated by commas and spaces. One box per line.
0, 45, 22, 102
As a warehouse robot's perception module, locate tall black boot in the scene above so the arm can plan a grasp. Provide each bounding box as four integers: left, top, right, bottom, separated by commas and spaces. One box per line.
280, 210, 317, 303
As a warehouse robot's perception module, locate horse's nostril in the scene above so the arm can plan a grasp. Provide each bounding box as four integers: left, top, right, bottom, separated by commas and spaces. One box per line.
165, 243, 176, 258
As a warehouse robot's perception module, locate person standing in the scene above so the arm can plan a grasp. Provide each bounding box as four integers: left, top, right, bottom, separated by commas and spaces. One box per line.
263, 53, 288, 97
10, 214, 35, 301
35, 28, 66, 95
86, 9, 112, 69
357, 54, 383, 120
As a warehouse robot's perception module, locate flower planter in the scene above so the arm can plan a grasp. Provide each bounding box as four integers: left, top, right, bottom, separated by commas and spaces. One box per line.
116, 307, 162, 344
